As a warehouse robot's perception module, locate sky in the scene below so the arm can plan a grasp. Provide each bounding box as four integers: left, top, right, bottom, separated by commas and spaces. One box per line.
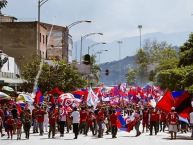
2, 0, 193, 63
3, 0, 193, 42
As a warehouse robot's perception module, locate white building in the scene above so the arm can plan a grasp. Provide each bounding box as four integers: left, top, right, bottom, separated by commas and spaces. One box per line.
0, 52, 24, 85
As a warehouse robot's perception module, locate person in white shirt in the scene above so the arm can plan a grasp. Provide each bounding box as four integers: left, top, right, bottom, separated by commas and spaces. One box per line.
71, 107, 80, 139
43, 107, 49, 132
59, 106, 67, 137
189, 109, 193, 138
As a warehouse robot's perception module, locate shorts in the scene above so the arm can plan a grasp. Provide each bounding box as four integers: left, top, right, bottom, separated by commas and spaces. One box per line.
168, 124, 178, 132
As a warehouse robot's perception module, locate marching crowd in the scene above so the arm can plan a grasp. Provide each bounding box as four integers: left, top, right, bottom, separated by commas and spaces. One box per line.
0, 102, 193, 140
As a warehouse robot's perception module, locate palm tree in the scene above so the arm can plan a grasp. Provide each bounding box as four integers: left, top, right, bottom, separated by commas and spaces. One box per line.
0, 0, 7, 14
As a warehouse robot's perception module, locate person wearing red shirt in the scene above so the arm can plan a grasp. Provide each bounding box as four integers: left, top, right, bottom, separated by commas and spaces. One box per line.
142, 108, 149, 133
36, 106, 46, 135
97, 108, 105, 138
23, 109, 31, 139
110, 110, 118, 138
79, 107, 88, 135
167, 107, 179, 140
5, 115, 15, 139
160, 111, 167, 132
16, 117, 22, 140
48, 111, 56, 138
149, 108, 158, 135
32, 105, 39, 133
86, 112, 94, 136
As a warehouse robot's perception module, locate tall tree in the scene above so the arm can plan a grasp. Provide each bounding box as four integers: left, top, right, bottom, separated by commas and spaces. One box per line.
135, 48, 149, 85
179, 33, 193, 66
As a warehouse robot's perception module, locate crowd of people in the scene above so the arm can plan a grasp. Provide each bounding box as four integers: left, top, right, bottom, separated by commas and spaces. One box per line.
0, 101, 193, 141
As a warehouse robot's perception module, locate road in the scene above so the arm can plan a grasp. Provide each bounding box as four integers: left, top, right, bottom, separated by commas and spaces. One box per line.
1, 128, 192, 145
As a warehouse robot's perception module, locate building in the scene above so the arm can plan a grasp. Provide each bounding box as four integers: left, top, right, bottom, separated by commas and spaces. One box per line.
0, 15, 72, 69
0, 21, 47, 68
0, 13, 17, 22
0, 52, 24, 87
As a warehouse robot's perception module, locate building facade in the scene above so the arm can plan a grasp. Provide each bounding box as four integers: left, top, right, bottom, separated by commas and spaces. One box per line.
0, 19, 72, 69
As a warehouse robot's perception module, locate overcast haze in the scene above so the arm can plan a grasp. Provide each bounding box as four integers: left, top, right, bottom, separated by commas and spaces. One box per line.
3, 0, 193, 42
2, 0, 193, 63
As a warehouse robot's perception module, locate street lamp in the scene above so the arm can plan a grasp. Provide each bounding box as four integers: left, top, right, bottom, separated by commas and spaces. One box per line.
138, 25, 142, 49
80, 32, 103, 63
67, 20, 91, 29
88, 42, 106, 54
65, 20, 91, 62
96, 50, 108, 64
37, 0, 49, 56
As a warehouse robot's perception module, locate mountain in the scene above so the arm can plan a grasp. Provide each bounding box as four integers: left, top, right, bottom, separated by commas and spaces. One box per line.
72, 31, 190, 64
72, 31, 190, 85
99, 55, 137, 86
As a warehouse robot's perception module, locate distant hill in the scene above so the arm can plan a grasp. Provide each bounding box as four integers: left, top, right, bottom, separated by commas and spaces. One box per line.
99, 55, 137, 86
72, 31, 190, 85
72, 31, 190, 63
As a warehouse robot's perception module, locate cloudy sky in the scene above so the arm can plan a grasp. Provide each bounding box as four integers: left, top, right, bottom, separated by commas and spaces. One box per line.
3, 0, 193, 43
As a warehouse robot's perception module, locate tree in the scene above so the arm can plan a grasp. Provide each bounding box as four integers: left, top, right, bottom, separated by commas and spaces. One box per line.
22, 57, 87, 93
0, 0, 7, 13
135, 48, 149, 85
156, 33, 193, 91
126, 69, 137, 85
179, 33, 193, 67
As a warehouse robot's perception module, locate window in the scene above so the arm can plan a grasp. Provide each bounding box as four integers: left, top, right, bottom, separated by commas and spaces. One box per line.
46, 35, 48, 45
40, 33, 41, 43
43, 35, 45, 44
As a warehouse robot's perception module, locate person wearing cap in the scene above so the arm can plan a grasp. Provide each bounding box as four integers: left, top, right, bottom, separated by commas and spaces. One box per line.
167, 107, 179, 140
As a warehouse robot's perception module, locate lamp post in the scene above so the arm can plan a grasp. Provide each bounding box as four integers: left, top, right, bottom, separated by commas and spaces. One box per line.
80, 32, 103, 63
66, 20, 91, 62
37, 0, 49, 57
138, 25, 142, 49
88, 42, 106, 54
96, 50, 108, 64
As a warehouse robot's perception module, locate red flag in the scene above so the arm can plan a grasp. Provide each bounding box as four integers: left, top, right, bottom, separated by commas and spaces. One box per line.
48, 87, 64, 96
156, 90, 174, 112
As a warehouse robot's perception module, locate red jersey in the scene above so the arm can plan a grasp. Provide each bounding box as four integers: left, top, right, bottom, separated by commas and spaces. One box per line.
36, 109, 46, 123
49, 115, 56, 125
97, 111, 105, 121
80, 110, 88, 122
150, 111, 157, 122
160, 112, 166, 122
32, 108, 38, 119
110, 113, 117, 126
17, 120, 22, 129
87, 115, 93, 126
6, 118, 15, 126
167, 112, 178, 125
143, 110, 149, 120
